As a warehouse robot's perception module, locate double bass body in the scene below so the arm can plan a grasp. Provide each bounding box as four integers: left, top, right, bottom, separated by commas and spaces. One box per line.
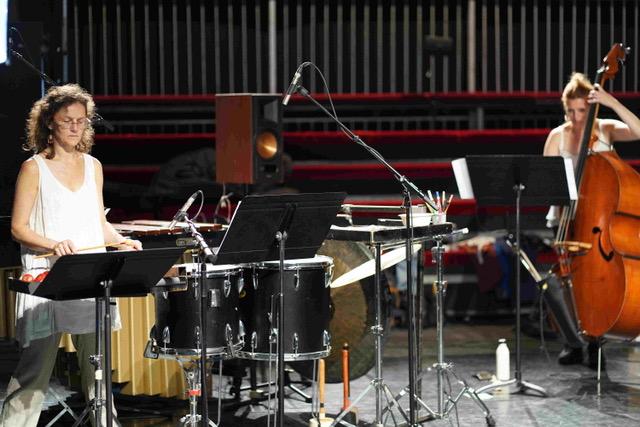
569, 150, 640, 339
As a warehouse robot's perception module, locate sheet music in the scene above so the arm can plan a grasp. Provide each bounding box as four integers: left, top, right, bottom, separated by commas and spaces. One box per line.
451, 158, 474, 199
564, 158, 578, 201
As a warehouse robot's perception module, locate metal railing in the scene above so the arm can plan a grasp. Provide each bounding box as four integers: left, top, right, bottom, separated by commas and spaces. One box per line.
55, 0, 640, 96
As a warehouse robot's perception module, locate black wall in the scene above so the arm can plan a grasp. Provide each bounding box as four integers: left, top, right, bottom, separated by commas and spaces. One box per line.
0, 15, 43, 267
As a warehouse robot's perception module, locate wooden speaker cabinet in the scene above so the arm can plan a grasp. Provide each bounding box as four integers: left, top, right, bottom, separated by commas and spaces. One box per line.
215, 93, 283, 185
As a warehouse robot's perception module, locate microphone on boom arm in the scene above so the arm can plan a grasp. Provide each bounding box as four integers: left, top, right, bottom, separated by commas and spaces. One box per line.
282, 62, 311, 106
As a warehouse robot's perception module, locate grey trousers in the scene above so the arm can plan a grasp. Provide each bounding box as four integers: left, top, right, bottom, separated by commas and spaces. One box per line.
0, 332, 118, 427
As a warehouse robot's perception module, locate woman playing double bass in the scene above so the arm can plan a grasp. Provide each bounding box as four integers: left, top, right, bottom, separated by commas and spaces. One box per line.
543, 72, 640, 368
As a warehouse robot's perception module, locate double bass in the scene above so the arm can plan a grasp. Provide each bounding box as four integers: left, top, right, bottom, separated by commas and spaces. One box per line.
555, 43, 640, 340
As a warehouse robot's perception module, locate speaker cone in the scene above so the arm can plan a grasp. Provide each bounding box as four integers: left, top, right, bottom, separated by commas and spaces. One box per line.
256, 131, 278, 159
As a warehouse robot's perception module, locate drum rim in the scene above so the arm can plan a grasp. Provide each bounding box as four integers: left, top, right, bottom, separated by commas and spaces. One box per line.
235, 348, 330, 361
204, 266, 244, 277
175, 262, 244, 273
252, 255, 334, 270
155, 341, 243, 357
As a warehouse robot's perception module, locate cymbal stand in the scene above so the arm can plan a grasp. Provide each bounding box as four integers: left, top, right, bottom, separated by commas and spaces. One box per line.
386, 237, 495, 426
330, 242, 410, 427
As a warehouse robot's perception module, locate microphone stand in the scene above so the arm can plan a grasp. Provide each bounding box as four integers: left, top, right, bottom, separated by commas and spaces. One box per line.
9, 48, 114, 131
182, 214, 217, 427
295, 85, 436, 426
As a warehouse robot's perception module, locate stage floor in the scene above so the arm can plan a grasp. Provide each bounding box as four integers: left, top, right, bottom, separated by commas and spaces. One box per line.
2, 322, 639, 426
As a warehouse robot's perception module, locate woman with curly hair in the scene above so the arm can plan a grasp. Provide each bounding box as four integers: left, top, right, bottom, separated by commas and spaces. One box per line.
1, 84, 141, 426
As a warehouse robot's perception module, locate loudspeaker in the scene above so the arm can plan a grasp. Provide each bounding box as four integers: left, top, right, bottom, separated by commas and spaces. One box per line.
215, 93, 283, 185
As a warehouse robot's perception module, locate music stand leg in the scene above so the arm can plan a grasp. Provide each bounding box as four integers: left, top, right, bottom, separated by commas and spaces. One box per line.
73, 285, 109, 427
103, 280, 114, 427
477, 185, 547, 397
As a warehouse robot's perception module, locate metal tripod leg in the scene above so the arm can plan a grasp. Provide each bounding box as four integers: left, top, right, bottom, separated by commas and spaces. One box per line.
44, 385, 80, 427
330, 242, 409, 427
387, 237, 496, 426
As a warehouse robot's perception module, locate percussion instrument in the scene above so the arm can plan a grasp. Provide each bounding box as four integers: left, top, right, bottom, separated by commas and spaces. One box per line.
112, 220, 225, 250
292, 240, 391, 383
237, 255, 334, 361
151, 263, 243, 357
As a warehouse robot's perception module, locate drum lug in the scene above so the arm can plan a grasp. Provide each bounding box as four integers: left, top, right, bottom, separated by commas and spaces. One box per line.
251, 331, 258, 352
237, 276, 245, 294
323, 330, 331, 348
209, 289, 221, 308
224, 276, 231, 297
325, 265, 333, 288
292, 333, 299, 355
225, 324, 233, 345
252, 268, 259, 290
269, 328, 278, 344
193, 283, 199, 300
294, 269, 300, 290
238, 320, 246, 342
143, 339, 159, 359
162, 326, 171, 346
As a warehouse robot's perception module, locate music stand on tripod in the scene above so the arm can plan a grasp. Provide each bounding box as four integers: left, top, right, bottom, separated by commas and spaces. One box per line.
452, 155, 577, 396
214, 192, 346, 427
9, 247, 185, 427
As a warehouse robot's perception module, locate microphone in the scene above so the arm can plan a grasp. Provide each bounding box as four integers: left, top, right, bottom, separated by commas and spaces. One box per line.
282, 70, 301, 106
283, 63, 308, 106
168, 191, 200, 230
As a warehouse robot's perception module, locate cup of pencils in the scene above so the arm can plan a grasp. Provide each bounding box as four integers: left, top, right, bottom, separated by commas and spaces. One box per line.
427, 190, 453, 225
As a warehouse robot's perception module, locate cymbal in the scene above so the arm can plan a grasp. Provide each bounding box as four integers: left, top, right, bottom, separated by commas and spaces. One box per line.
330, 243, 422, 288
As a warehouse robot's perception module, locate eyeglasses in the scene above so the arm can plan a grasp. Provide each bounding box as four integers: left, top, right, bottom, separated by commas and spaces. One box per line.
55, 118, 91, 129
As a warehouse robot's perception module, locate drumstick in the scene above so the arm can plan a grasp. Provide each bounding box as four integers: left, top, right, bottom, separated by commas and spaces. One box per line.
341, 343, 359, 424
309, 358, 334, 427
342, 344, 350, 410
34, 240, 134, 259
318, 358, 328, 420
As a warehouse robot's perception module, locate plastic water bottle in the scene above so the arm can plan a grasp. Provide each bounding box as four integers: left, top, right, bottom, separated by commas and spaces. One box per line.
496, 338, 510, 381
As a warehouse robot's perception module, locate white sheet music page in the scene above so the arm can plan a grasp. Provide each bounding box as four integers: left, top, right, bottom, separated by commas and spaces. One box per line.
451, 158, 474, 199
563, 158, 578, 201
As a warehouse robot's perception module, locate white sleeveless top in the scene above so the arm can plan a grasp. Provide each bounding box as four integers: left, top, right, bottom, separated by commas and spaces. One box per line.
16, 153, 121, 348
546, 120, 614, 227
558, 119, 613, 169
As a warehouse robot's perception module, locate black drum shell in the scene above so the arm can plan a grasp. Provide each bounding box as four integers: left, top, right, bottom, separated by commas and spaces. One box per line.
238, 257, 332, 360
152, 266, 242, 355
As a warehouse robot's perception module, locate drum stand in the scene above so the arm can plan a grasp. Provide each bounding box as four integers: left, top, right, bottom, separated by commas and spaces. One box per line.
386, 238, 495, 426
177, 356, 223, 427
330, 242, 410, 427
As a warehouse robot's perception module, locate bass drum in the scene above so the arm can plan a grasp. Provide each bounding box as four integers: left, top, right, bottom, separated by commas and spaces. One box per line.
291, 240, 390, 383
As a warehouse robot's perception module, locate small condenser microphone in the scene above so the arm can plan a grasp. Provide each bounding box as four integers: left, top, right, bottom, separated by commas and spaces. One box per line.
168, 191, 199, 230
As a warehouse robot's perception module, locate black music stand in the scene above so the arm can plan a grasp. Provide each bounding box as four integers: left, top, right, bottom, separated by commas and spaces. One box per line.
9, 247, 185, 427
214, 192, 346, 426
453, 155, 577, 397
